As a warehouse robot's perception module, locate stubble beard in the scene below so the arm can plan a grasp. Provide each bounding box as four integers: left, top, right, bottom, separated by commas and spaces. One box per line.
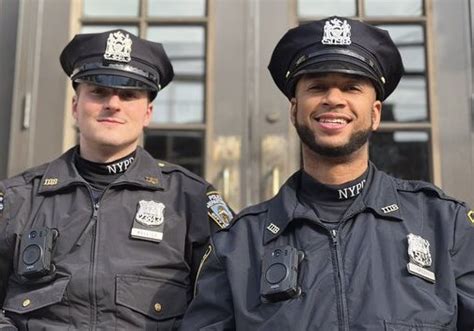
294, 112, 373, 158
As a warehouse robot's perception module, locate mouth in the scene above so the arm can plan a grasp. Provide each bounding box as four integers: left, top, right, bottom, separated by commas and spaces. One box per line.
97, 118, 126, 124
314, 113, 352, 130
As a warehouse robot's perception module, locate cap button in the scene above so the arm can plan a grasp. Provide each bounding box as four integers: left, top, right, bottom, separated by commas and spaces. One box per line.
154, 303, 162, 312
22, 299, 31, 307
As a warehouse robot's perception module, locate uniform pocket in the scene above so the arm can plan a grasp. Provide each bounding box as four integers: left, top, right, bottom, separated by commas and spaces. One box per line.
384, 320, 453, 331
2, 272, 71, 330
115, 274, 188, 329
2, 272, 70, 314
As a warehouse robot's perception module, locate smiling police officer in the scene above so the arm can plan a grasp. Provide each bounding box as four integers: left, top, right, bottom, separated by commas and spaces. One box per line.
0, 30, 232, 330
181, 17, 474, 330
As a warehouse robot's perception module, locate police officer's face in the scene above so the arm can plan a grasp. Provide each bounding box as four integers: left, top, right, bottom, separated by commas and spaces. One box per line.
290, 73, 382, 159
72, 83, 153, 158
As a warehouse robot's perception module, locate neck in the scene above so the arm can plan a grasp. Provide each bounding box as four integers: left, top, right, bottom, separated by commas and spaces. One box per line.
79, 140, 139, 163
302, 144, 369, 185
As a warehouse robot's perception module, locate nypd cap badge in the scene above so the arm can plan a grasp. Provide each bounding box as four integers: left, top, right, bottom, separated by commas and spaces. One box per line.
104, 30, 132, 63
322, 17, 351, 45
406, 233, 435, 283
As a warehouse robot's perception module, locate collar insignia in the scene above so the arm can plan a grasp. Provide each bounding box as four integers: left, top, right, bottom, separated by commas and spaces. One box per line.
104, 31, 132, 63
322, 18, 352, 45
468, 210, 474, 224
381, 204, 399, 214
406, 233, 435, 283
135, 200, 165, 227
266, 223, 280, 235
0, 192, 4, 213
43, 178, 59, 186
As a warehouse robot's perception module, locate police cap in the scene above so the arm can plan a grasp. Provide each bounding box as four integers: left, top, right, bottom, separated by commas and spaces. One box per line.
268, 16, 404, 101
60, 29, 174, 100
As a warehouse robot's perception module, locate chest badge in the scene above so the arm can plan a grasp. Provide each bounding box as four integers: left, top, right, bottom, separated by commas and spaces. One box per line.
130, 200, 165, 242
406, 233, 435, 283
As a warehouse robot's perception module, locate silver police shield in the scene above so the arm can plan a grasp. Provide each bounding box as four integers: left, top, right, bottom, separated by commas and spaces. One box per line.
104, 31, 132, 63
322, 18, 351, 45
135, 200, 165, 227
406, 233, 435, 283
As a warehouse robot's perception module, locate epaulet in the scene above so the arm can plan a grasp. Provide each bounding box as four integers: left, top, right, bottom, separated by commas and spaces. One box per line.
1, 163, 49, 189
220, 201, 268, 231
394, 177, 463, 204
156, 160, 207, 185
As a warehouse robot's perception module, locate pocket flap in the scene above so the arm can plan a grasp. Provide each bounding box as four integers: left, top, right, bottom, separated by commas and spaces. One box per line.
115, 274, 188, 321
2, 274, 70, 314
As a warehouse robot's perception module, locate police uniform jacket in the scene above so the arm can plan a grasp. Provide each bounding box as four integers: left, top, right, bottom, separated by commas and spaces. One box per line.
0, 146, 228, 330
182, 164, 474, 330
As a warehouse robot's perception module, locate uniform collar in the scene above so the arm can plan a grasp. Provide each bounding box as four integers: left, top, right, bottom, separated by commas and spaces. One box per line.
38, 146, 164, 194
263, 163, 404, 245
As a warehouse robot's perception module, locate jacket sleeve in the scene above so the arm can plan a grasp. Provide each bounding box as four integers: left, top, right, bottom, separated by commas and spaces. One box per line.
450, 203, 474, 329
181, 237, 235, 330
0, 184, 18, 330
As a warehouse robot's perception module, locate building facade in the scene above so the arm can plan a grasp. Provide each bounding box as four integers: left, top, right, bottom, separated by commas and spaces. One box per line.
1, 0, 473, 210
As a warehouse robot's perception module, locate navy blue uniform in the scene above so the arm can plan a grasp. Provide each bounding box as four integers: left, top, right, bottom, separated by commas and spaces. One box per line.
182, 164, 474, 330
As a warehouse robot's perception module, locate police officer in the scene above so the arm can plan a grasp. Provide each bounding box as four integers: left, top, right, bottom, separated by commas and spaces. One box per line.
0, 29, 233, 330
181, 17, 474, 330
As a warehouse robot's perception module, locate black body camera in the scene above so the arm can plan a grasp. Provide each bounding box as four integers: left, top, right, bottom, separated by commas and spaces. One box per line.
260, 245, 304, 302
18, 227, 58, 279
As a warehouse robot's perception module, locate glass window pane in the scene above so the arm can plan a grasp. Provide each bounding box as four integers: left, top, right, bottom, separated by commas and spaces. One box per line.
83, 0, 139, 17
153, 81, 204, 124
378, 25, 425, 72
366, 0, 423, 17
370, 131, 430, 181
148, 0, 206, 17
144, 130, 204, 176
80, 25, 139, 35
382, 77, 427, 122
297, 0, 356, 18
147, 26, 205, 76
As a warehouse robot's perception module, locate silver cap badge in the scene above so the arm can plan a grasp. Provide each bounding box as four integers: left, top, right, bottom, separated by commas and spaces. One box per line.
135, 200, 165, 226
104, 31, 132, 63
322, 18, 351, 45
406, 233, 435, 283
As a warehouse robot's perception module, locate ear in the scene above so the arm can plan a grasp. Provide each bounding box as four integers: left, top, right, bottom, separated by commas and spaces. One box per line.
290, 98, 297, 126
143, 102, 153, 127
371, 100, 382, 131
72, 94, 78, 120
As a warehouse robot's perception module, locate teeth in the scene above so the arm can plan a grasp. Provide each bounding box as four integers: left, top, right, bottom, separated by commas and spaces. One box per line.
319, 118, 347, 124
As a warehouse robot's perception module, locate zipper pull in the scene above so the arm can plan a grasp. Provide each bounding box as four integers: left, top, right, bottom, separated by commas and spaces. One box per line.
75, 203, 99, 247
331, 229, 338, 245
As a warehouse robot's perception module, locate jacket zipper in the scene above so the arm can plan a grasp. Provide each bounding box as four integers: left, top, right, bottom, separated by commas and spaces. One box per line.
330, 228, 350, 331
194, 244, 213, 297
89, 202, 99, 330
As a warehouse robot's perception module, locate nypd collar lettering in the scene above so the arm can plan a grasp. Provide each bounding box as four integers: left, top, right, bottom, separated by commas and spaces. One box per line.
406, 233, 435, 283
207, 192, 233, 229
106, 156, 134, 174
338, 179, 366, 200
130, 200, 165, 243
0, 192, 4, 213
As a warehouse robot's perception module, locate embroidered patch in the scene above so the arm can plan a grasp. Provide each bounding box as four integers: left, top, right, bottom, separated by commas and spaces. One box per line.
0, 191, 4, 215
207, 191, 233, 229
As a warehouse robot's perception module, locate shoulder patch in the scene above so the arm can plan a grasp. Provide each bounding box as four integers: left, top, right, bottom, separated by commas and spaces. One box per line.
207, 191, 233, 229
0, 191, 4, 216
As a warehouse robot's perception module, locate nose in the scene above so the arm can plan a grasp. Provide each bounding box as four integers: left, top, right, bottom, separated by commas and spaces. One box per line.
104, 93, 121, 112
322, 87, 345, 108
